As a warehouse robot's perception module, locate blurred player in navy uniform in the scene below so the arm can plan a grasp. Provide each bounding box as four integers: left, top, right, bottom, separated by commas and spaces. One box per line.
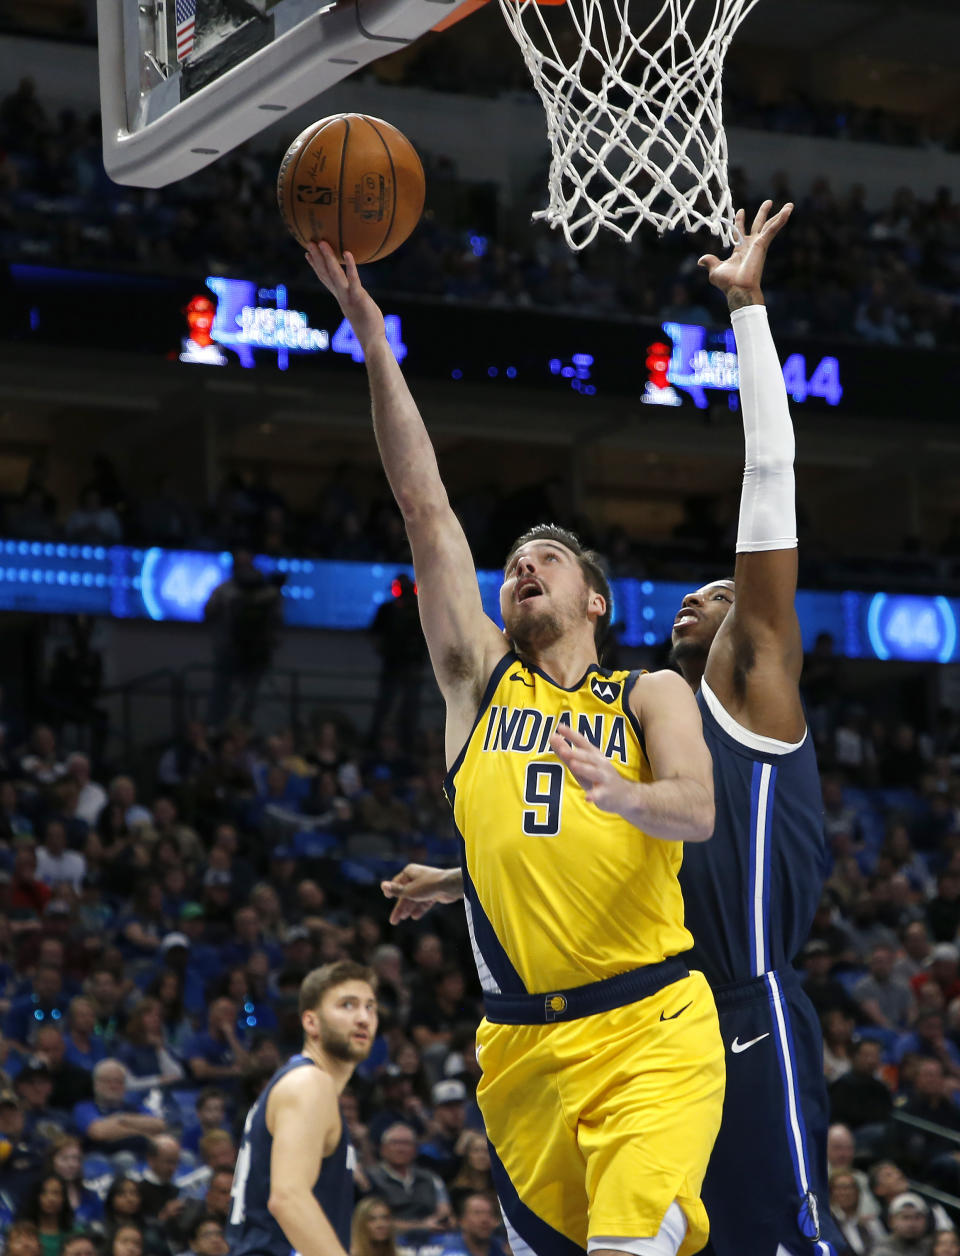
382, 203, 842, 1256
226, 961, 377, 1256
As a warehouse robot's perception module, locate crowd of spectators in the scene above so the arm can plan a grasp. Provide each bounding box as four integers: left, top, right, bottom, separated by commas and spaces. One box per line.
0, 592, 954, 1255
3, 75, 960, 353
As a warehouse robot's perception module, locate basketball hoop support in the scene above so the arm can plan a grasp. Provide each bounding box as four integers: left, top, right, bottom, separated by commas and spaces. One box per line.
98, 0, 464, 187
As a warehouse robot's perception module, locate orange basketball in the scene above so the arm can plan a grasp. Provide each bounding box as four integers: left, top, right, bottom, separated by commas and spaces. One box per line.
277, 113, 425, 264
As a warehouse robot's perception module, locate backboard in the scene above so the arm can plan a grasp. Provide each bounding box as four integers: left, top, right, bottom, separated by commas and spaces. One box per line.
98, 0, 463, 187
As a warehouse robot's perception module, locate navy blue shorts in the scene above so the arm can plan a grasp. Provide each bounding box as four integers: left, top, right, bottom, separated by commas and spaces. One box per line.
700, 969, 842, 1256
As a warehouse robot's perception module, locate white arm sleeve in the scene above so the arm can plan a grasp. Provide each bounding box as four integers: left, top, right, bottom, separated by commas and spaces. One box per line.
732, 304, 798, 553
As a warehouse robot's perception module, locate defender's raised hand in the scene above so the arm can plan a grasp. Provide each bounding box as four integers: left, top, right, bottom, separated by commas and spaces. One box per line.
697, 200, 793, 307
305, 241, 385, 349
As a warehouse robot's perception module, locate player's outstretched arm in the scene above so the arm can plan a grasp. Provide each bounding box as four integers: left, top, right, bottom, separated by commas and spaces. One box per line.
550, 670, 714, 841
697, 201, 806, 742
267, 1066, 349, 1256
306, 244, 506, 713
381, 863, 464, 924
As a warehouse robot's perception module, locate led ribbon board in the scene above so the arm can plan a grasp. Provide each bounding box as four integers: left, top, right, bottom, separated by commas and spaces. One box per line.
0, 541, 954, 662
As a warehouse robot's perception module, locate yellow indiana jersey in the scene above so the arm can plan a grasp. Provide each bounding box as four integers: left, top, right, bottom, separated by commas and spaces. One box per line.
445, 652, 693, 993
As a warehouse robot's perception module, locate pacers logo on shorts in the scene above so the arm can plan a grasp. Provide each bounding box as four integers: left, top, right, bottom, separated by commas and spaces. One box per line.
545, 993, 568, 1022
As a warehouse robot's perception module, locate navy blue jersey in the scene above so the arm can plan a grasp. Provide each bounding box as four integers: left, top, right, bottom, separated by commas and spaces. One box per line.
680, 679, 829, 987
226, 1055, 354, 1256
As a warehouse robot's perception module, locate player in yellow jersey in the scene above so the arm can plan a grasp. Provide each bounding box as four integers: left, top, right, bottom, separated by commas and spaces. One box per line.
305, 241, 725, 1256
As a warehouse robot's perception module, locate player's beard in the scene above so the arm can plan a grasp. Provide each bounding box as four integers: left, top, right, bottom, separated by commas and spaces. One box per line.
668, 636, 709, 679
505, 590, 586, 657
317, 1018, 372, 1063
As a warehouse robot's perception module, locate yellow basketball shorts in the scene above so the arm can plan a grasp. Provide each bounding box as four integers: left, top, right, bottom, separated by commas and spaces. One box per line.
476, 970, 725, 1256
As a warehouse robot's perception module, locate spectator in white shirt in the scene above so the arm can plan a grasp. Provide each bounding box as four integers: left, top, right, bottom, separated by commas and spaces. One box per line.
36, 820, 86, 893
67, 753, 107, 827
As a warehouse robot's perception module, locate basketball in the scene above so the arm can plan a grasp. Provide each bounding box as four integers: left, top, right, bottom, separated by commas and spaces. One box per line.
277, 114, 425, 264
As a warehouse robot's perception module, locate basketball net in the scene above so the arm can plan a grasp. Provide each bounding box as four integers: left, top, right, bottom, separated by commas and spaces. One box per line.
498, 0, 762, 249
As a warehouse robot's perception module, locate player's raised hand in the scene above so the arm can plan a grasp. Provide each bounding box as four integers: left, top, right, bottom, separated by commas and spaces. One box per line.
697, 200, 793, 304
304, 241, 385, 349
549, 726, 635, 817
381, 863, 463, 926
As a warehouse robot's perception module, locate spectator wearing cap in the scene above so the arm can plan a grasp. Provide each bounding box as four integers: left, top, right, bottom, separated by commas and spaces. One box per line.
64, 996, 108, 1071
66, 753, 107, 827
185, 997, 249, 1090
135, 1133, 187, 1222
829, 1039, 893, 1133
31, 1023, 92, 1109
14, 1056, 67, 1140
437, 1193, 505, 1256
279, 923, 315, 975
0, 1090, 46, 1206
870, 1161, 955, 1233
419, 1081, 468, 1182
176, 904, 221, 983
180, 1089, 229, 1156
854, 944, 916, 1031
911, 943, 960, 1005
116, 998, 185, 1092
873, 1192, 935, 1256
368, 1122, 453, 1243
73, 1059, 166, 1160
200, 862, 235, 928
166, 1165, 233, 1249
35, 820, 85, 894
149, 931, 206, 1019
369, 1066, 427, 1147
4, 965, 69, 1051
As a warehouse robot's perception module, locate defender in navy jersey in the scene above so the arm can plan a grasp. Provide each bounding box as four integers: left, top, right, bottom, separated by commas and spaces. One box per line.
227, 961, 376, 1256
382, 204, 841, 1256
665, 203, 840, 1256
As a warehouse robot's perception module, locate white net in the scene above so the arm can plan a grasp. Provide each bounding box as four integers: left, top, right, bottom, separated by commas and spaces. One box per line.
498, 0, 762, 249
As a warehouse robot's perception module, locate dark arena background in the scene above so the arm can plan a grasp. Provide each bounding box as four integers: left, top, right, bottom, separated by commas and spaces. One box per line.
0, 0, 959, 1252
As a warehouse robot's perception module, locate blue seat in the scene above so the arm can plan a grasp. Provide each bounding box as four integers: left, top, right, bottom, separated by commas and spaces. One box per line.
292, 829, 340, 859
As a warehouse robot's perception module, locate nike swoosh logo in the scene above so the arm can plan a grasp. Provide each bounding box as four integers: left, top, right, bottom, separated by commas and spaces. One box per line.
510, 674, 535, 687
731, 1033, 770, 1054
659, 1001, 692, 1022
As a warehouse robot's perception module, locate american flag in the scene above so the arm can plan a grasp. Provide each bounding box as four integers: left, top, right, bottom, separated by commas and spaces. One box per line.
175, 0, 196, 60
